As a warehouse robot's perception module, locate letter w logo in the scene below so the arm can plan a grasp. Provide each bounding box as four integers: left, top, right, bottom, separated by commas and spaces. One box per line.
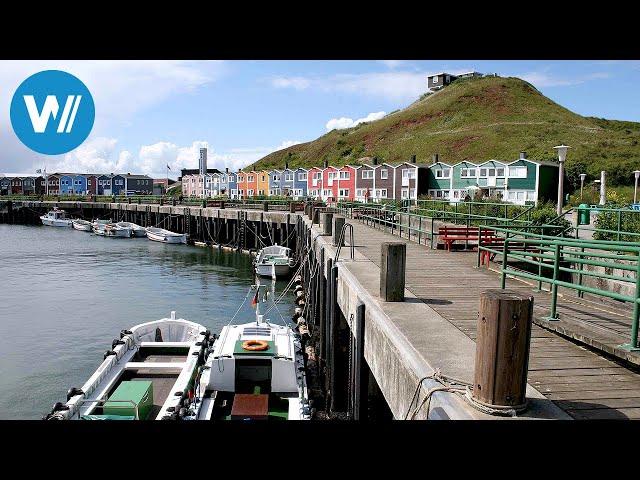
23, 95, 82, 133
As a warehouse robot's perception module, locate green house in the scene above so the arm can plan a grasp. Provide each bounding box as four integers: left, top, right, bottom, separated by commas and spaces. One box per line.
424, 152, 559, 205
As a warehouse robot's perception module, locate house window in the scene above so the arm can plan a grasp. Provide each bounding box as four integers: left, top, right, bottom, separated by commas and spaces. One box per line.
339, 171, 350, 180
435, 168, 450, 179
339, 189, 349, 197
285, 174, 293, 181
380, 169, 388, 179
496, 168, 505, 177
362, 170, 373, 179
356, 189, 367, 197
401, 188, 409, 199
323, 189, 332, 197
509, 166, 527, 178
479, 168, 488, 177
377, 189, 388, 198
248, 175, 254, 182
273, 175, 280, 181
488, 168, 496, 177
248, 189, 254, 196
298, 172, 307, 181
432, 76, 438, 84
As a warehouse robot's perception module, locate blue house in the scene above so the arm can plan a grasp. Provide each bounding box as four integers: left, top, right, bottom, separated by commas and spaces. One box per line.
226, 171, 238, 199
72, 174, 88, 194
97, 174, 112, 195
269, 169, 283, 196
59, 174, 74, 195
111, 174, 126, 195
293, 168, 308, 199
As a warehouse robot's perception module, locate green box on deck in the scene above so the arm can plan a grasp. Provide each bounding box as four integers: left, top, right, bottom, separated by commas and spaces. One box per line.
103, 381, 153, 420
234, 340, 276, 356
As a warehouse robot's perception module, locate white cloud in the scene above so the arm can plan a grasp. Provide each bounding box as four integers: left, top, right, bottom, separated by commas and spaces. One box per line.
379, 60, 405, 69
269, 76, 311, 90
268, 71, 428, 101
517, 70, 612, 88
326, 111, 386, 131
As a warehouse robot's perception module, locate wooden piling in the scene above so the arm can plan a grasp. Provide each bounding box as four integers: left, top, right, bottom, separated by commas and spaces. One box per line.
320, 212, 333, 236
473, 289, 533, 412
352, 302, 368, 420
380, 242, 406, 302
333, 216, 345, 246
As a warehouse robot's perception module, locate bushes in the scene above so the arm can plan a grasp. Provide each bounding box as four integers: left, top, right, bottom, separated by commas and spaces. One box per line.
594, 202, 640, 242
528, 202, 573, 236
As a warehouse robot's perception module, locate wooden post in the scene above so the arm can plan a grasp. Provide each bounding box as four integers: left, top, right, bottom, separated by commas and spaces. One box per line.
380, 242, 406, 302
352, 302, 368, 420
473, 289, 533, 412
333, 216, 345, 246
263, 201, 269, 212
289, 202, 296, 214
312, 207, 320, 225
321, 212, 333, 236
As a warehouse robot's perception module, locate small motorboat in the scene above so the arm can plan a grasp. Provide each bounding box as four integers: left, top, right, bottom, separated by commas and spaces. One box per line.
40, 208, 72, 227
72, 219, 93, 232
43, 312, 214, 421
145, 227, 187, 244
199, 284, 311, 421
91, 218, 112, 228
254, 245, 294, 278
93, 223, 132, 238
116, 221, 146, 237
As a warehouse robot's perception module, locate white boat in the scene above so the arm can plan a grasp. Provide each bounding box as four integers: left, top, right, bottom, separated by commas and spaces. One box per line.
71, 219, 93, 231
145, 226, 187, 244
254, 245, 294, 278
91, 218, 112, 228
40, 208, 72, 227
43, 312, 214, 421
198, 285, 311, 420
93, 223, 132, 238
116, 221, 146, 237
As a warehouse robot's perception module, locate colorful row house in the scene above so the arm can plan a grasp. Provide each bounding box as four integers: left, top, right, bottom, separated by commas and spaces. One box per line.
268, 164, 308, 198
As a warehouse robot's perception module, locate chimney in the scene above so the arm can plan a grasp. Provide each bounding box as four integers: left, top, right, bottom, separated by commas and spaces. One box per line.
239, 168, 242, 172
285, 161, 289, 170
519, 151, 527, 160
226, 167, 229, 173
323, 160, 328, 169
411, 155, 417, 164
432, 154, 438, 163
372, 157, 378, 165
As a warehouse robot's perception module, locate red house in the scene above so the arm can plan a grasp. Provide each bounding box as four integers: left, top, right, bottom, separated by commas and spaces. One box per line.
307, 166, 324, 200
336, 165, 357, 201
321, 166, 340, 202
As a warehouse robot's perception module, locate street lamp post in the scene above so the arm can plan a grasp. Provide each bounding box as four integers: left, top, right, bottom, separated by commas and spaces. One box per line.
579, 173, 587, 200
553, 145, 570, 216
634, 170, 640, 204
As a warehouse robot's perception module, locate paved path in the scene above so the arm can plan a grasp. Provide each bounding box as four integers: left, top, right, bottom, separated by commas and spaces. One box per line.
346, 217, 640, 419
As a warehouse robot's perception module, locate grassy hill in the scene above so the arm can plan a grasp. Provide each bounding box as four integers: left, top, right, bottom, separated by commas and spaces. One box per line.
249, 76, 640, 188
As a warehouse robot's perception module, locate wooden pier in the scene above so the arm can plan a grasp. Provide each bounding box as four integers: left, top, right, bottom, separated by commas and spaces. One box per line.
343, 216, 640, 419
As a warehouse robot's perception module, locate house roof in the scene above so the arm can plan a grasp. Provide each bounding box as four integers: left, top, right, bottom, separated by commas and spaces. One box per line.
427, 72, 457, 78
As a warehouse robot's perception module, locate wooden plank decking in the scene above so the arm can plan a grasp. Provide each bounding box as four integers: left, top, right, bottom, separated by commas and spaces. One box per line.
346, 217, 640, 420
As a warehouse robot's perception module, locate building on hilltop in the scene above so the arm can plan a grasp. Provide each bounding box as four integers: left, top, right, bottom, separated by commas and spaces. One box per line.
427, 71, 483, 91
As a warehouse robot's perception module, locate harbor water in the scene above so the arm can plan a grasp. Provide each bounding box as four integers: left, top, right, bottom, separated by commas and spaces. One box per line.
0, 224, 296, 419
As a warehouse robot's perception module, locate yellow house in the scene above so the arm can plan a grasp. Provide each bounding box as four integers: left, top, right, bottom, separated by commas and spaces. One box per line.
256, 170, 269, 197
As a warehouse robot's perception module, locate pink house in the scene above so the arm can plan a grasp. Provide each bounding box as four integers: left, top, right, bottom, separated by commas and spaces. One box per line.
321, 166, 340, 202
307, 166, 324, 200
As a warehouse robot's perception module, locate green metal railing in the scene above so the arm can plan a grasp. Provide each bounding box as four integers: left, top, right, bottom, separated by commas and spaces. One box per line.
477, 226, 640, 352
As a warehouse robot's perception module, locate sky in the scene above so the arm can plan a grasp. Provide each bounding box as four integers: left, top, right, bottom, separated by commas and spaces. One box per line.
1, 60, 638, 179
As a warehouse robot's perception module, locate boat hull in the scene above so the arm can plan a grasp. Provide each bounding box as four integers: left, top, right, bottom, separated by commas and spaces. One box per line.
146, 228, 187, 244
72, 220, 93, 231
93, 226, 131, 237
255, 262, 291, 277
41, 216, 72, 227
116, 222, 146, 237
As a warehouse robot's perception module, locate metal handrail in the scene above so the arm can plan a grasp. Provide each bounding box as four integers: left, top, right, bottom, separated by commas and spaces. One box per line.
476, 225, 640, 351
334, 222, 354, 263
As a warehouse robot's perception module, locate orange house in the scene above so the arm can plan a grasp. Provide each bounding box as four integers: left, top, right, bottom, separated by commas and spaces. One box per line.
246, 171, 258, 197
237, 171, 248, 198
256, 170, 269, 197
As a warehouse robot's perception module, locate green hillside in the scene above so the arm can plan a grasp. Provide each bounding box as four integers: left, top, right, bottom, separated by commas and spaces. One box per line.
249, 76, 640, 188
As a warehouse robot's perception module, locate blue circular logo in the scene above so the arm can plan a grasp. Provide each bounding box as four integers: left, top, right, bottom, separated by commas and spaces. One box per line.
10, 70, 95, 155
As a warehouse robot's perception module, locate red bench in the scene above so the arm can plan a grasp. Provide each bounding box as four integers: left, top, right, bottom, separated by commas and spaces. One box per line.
477, 237, 537, 266
438, 226, 498, 252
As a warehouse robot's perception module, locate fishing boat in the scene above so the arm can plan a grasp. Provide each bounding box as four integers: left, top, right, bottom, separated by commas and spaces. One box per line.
43, 312, 214, 421
145, 226, 187, 244
93, 222, 132, 238
71, 219, 93, 231
254, 245, 294, 278
116, 221, 146, 237
198, 284, 311, 420
92, 218, 112, 228
40, 208, 72, 227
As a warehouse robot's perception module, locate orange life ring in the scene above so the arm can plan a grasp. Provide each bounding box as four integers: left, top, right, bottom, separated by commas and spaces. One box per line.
242, 340, 269, 351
